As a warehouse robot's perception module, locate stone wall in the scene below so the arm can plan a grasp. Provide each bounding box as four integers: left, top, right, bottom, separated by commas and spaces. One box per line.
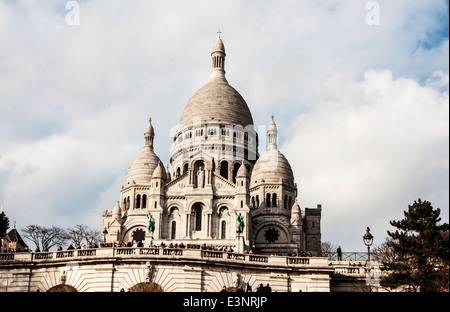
0, 247, 333, 292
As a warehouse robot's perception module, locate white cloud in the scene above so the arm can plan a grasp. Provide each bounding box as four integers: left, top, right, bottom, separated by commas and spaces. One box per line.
283, 69, 449, 250
0, 0, 448, 251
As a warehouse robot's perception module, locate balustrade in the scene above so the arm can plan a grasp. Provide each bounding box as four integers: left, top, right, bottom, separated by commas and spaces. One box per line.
288, 257, 310, 265
249, 255, 268, 263
0, 253, 14, 261
2, 247, 334, 271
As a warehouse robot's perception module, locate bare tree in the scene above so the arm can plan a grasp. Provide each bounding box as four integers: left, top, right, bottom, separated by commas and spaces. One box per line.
66, 224, 100, 247
21, 225, 67, 251
84, 228, 100, 246
67, 224, 87, 248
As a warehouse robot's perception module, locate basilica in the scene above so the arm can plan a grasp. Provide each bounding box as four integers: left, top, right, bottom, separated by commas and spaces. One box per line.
101, 34, 322, 255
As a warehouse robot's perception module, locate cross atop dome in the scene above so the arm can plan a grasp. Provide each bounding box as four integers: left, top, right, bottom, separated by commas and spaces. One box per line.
217, 29, 222, 38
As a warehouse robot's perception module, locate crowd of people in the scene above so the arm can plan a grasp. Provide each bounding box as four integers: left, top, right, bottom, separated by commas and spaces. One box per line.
220, 283, 272, 292
3, 239, 318, 258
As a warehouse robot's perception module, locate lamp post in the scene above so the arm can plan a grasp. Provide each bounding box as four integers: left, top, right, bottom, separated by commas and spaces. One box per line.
363, 227, 373, 292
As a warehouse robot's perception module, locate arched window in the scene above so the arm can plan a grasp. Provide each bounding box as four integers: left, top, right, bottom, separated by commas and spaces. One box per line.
176, 167, 181, 177
194, 204, 202, 231
127, 197, 130, 210
220, 161, 228, 179
232, 163, 240, 183
289, 196, 292, 210
171, 221, 176, 239
136, 195, 141, 209
256, 195, 259, 208
142, 195, 147, 208
272, 193, 277, 207
221, 221, 226, 239
251, 196, 255, 208
123, 198, 127, 211
183, 163, 188, 174
284, 195, 288, 209
266, 193, 271, 208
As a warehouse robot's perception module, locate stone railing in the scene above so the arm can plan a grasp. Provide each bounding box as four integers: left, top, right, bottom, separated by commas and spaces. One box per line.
333, 265, 382, 276
1, 247, 327, 268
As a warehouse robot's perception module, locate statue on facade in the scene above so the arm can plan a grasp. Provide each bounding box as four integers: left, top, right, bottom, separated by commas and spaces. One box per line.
236, 213, 245, 234
146, 213, 155, 236
197, 168, 204, 188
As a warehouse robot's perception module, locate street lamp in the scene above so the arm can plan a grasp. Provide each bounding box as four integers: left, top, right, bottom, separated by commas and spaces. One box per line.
363, 227, 373, 292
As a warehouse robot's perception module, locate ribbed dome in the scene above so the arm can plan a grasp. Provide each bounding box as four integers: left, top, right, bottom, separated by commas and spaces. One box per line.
125, 147, 163, 185
179, 79, 254, 128
250, 148, 294, 185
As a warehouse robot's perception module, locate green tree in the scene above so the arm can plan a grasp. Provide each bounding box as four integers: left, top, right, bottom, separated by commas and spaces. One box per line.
0, 211, 9, 238
380, 199, 449, 292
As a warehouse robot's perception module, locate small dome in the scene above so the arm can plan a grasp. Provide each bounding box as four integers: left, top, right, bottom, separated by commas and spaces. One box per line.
291, 199, 301, 214
152, 161, 166, 179
125, 147, 162, 185
251, 149, 294, 185
236, 162, 248, 178
145, 118, 154, 136
212, 36, 225, 54
112, 201, 121, 215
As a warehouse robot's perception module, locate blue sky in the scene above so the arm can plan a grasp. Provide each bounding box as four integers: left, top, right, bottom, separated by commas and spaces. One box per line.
0, 0, 448, 251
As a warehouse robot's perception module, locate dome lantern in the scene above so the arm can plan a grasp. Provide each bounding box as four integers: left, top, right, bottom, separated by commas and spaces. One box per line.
144, 117, 154, 150
267, 115, 278, 150
210, 30, 227, 81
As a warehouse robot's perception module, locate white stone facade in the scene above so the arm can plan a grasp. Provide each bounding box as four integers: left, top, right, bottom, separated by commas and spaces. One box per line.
101, 34, 322, 255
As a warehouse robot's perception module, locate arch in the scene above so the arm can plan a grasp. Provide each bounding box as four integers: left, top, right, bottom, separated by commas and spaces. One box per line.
142, 195, 147, 209
272, 193, 277, 207
183, 163, 188, 174
136, 194, 141, 208
232, 162, 240, 183
171, 221, 176, 239
221, 220, 226, 239
220, 161, 228, 179
192, 202, 203, 231
47, 284, 78, 292
266, 193, 271, 208
253, 222, 291, 245
128, 282, 164, 292
122, 225, 147, 244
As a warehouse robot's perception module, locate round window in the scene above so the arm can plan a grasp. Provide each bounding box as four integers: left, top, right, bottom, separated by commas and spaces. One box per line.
264, 228, 279, 243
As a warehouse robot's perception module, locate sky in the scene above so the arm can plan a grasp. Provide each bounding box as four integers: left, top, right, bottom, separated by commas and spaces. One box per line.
0, 0, 448, 252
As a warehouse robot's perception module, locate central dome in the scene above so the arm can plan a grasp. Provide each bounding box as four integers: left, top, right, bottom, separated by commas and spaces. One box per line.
179, 79, 254, 127
178, 35, 254, 128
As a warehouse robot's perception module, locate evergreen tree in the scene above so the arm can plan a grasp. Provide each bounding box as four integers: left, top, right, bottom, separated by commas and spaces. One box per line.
381, 199, 449, 292
0, 211, 9, 238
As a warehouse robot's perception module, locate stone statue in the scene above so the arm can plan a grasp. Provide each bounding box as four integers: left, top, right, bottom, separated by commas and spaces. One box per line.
146, 213, 155, 236
197, 168, 204, 188
236, 213, 245, 234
